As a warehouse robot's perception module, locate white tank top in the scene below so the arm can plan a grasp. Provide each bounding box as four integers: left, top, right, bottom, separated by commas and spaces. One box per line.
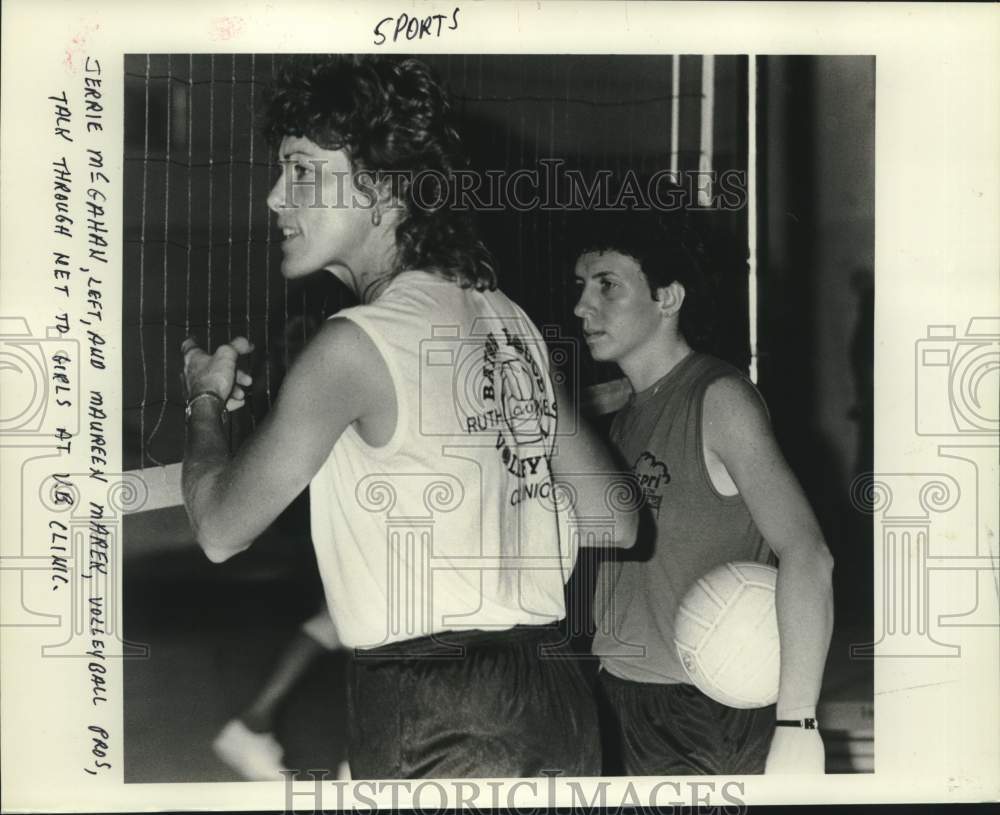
310, 271, 576, 649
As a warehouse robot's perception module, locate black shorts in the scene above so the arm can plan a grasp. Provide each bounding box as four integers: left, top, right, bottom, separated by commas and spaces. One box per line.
598, 671, 775, 775
348, 626, 601, 779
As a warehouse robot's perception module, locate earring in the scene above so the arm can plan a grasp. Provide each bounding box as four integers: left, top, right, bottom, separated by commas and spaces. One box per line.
371, 207, 382, 227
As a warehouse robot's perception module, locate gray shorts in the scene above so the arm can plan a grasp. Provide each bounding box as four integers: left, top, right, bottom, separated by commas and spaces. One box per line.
348, 625, 601, 779
598, 670, 775, 775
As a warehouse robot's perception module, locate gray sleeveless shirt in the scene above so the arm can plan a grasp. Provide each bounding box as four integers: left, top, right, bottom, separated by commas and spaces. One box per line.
592, 352, 774, 684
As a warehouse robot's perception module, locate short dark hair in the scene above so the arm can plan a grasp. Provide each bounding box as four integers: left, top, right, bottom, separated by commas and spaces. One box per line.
574, 209, 717, 349
263, 55, 496, 290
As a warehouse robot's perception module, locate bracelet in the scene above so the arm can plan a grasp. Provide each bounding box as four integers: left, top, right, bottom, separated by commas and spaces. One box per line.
185, 391, 227, 421
775, 717, 819, 730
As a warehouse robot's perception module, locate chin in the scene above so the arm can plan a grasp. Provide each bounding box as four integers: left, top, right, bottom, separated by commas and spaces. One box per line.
279, 263, 311, 280
280, 253, 326, 280
585, 341, 615, 362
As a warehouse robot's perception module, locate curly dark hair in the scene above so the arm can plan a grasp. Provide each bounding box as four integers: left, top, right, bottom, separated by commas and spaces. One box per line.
573, 208, 717, 349
263, 55, 496, 291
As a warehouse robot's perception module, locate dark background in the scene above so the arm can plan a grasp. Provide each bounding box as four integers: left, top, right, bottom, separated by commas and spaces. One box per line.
121, 54, 751, 466
122, 54, 874, 780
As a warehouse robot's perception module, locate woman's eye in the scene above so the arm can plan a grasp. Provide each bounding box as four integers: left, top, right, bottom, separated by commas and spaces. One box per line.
293, 163, 312, 180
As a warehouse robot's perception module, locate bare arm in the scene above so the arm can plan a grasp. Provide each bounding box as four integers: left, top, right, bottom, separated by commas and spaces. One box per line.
182, 319, 388, 563
548, 379, 639, 549
703, 376, 834, 771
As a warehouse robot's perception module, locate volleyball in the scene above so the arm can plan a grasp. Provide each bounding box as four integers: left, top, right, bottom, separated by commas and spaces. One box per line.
674, 561, 780, 709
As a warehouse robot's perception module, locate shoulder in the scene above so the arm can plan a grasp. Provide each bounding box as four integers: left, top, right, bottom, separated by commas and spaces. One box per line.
703, 372, 767, 415
301, 316, 380, 370
702, 373, 773, 452
379, 270, 458, 305
278, 317, 389, 415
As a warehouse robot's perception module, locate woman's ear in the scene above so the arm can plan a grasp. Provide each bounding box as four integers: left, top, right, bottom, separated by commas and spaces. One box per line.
354, 171, 401, 214
655, 280, 686, 318
376, 175, 402, 209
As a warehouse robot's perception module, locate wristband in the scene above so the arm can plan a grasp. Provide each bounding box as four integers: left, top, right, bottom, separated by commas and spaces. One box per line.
185, 391, 227, 421
775, 717, 818, 730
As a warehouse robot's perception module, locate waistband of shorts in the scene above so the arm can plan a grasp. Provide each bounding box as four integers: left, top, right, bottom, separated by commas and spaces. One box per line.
353, 623, 564, 660
599, 666, 686, 689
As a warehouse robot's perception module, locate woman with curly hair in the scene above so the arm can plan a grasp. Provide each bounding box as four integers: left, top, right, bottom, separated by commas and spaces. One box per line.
180, 55, 636, 779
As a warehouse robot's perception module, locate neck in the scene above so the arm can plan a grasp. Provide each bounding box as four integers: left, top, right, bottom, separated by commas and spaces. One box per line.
359, 266, 396, 303
331, 218, 399, 304
619, 335, 692, 394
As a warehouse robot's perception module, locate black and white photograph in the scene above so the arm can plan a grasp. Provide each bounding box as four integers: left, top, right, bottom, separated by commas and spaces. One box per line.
0, 2, 997, 813
120, 52, 874, 783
